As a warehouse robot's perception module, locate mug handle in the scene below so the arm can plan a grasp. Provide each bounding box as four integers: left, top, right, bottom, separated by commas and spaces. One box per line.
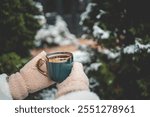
36, 58, 48, 77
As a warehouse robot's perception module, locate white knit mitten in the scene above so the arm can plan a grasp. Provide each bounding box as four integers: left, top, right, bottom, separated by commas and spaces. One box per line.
56, 62, 90, 98
8, 51, 55, 99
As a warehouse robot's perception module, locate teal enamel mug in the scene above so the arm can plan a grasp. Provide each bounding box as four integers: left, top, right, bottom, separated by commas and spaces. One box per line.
37, 52, 73, 83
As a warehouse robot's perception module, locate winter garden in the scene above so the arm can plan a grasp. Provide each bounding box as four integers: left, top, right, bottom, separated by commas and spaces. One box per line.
0, 0, 150, 99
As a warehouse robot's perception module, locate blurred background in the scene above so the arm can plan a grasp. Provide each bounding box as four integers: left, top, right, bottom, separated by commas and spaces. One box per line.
0, 0, 150, 99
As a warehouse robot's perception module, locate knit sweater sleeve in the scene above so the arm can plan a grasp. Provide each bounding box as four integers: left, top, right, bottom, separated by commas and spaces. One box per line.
56, 90, 100, 100
0, 74, 13, 100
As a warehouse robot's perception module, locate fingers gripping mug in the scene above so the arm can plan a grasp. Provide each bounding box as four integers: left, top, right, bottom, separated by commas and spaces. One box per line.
36, 52, 73, 83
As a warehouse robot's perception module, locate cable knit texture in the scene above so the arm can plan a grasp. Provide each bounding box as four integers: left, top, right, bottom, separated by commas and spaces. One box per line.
8, 51, 55, 100
56, 62, 90, 98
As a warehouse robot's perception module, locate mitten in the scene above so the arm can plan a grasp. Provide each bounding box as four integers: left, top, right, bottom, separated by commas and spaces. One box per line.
8, 51, 55, 99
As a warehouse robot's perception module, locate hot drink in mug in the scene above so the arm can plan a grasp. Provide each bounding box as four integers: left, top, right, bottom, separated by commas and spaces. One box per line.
37, 52, 73, 83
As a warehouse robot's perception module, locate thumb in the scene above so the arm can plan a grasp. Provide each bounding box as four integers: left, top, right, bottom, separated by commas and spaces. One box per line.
69, 62, 89, 85
56, 62, 89, 98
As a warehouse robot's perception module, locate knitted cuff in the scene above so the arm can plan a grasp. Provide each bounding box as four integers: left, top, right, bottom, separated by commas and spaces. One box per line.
8, 72, 29, 100
56, 80, 89, 98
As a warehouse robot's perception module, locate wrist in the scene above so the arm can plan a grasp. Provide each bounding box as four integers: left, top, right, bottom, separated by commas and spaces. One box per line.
56, 78, 89, 98
8, 72, 29, 100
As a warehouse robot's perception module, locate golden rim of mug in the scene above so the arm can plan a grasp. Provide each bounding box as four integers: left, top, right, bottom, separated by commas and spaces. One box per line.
46, 52, 73, 59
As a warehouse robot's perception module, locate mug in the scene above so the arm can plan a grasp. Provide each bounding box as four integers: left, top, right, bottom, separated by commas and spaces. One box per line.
36, 52, 73, 83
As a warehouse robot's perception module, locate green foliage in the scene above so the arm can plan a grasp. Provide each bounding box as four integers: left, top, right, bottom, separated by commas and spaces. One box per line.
0, 0, 40, 76
81, 0, 150, 99
89, 62, 116, 99
82, 0, 150, 48
0, 52, 28, 75
0, 0, 41, 57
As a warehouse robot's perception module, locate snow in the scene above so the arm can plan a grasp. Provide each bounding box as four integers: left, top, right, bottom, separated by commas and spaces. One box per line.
96, 10, 106, 19
34, 15, 46, 25
34, 15, 77, 47
147, 49, 150, 53
85, 62, 102, 73
123, 40, 150, 54
89, 78, 99, 89
73, 50, 91, 63
96, 14, 101, 19
38, 88, 57, 100
82, 26, 90, 32
93, 23, 110, 39
33, 2, 46, 26
80, 2, 109, 40
89, 63, 102, 71
80, 3, 97, 25
102, 49, 120, 59
34, 2, 43, 12
81, 34, 89, 39
136, 40, 150, 50
123, 44, 138, 54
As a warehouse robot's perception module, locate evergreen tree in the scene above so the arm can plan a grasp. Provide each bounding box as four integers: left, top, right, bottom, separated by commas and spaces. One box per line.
0, 0, 41, 57
81, 0, 150, 99
0, 0, 41, 74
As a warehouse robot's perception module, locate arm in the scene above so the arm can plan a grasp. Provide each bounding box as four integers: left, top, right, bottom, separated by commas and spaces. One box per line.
0, 74, 13, 100
56, 91, 99, 100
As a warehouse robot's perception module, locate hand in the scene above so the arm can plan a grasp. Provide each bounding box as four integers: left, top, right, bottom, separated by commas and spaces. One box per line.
8, 51, 55, 99
56, 62, 89, 98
